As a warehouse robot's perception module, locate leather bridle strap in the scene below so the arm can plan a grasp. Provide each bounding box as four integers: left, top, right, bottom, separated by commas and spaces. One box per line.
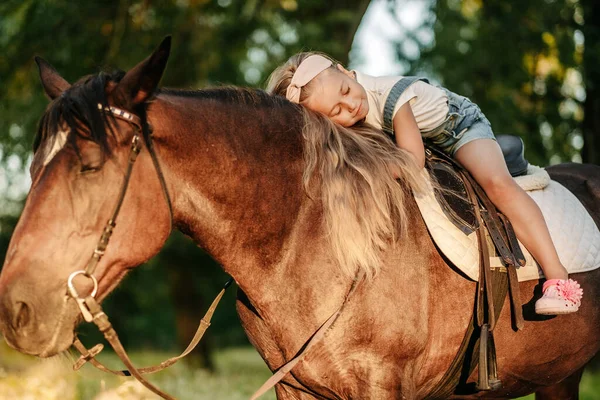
81, 105, 172, 278
80, 295, 175, 400
250, 274, 362, 400
72, 281, 232, 400
67, 110, 147, 323
72, 278, 232, 375
83, 138, 139, 277
68, 104, 225, 400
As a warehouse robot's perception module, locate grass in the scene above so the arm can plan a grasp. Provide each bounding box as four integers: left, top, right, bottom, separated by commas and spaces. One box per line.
0, 341, 275, 400
0, 340, 598, 399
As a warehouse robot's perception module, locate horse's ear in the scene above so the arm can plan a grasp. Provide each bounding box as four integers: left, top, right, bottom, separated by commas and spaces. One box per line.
113, 36, 171, 108
35, 57, 71, 100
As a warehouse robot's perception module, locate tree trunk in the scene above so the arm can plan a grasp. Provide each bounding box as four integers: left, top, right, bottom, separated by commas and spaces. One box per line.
168, 262, 215, 371
582, 1, 600, 164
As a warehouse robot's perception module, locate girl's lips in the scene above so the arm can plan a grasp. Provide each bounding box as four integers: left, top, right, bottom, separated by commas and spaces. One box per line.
355, 102, 362, 118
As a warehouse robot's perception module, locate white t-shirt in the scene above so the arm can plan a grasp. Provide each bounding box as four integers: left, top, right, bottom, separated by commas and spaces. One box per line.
354, 71, 449, 132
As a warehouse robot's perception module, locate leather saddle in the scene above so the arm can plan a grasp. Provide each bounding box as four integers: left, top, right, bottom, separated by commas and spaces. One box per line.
423, 135, 528, 397
429, 134, 528, 236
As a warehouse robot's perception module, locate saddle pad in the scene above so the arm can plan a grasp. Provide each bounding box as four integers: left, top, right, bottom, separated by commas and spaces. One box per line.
415, 168, 600, 282
514, 164, 550, 191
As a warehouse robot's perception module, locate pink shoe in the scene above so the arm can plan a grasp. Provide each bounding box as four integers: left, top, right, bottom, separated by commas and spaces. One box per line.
535, 279, 583, 315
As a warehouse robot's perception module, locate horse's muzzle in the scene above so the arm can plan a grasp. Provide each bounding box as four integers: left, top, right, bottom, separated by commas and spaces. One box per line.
0, 280, 74, 357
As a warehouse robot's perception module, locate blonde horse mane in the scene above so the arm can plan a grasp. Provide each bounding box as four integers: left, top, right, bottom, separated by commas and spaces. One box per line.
301, 110, 425, 280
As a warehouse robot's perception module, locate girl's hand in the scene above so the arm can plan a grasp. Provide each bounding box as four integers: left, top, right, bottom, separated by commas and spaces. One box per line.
393, 102, 425, 169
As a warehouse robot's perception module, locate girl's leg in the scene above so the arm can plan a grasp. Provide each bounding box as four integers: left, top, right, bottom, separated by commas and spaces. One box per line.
454, 139, 568, 280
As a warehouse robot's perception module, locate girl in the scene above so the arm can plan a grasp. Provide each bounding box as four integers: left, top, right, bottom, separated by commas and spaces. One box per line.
267, 52, 583, 315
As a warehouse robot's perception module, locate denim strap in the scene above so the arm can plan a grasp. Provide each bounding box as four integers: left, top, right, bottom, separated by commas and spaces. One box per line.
383, 76, 428, 138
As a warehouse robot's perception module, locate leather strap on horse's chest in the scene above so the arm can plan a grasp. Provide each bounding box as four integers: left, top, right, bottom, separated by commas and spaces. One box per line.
249, 274, 362, 400
382, 76, 429, 138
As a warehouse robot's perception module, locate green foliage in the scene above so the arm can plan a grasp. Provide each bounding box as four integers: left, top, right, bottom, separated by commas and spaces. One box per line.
0, 0, 367, 200
393, 0, 586, 166
0, 0, 369, 355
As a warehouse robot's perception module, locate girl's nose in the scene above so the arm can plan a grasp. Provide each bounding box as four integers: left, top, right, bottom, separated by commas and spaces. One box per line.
341, 98, 357, 111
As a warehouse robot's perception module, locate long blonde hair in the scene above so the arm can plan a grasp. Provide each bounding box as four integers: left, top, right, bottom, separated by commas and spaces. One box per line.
268, 53, 425, 280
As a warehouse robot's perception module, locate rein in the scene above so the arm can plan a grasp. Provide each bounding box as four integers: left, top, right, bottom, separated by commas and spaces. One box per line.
67, 105, 359, 400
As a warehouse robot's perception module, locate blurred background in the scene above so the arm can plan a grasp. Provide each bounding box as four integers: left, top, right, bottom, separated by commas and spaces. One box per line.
0, 0, 599, 399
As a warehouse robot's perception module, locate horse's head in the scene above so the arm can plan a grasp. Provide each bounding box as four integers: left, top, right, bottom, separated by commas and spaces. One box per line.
0, 38, 173, 356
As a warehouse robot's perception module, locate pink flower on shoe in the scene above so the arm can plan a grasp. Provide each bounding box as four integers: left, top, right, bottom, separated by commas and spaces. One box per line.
555, 279, 583, 307
536, 278, 583, 315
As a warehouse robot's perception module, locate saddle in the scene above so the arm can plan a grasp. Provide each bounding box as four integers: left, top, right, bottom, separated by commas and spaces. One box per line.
424, 135, 528, 398
430, 134, 529, 236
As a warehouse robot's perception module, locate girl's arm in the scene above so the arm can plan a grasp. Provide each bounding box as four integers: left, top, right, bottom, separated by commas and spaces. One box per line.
393, 102, 425, 169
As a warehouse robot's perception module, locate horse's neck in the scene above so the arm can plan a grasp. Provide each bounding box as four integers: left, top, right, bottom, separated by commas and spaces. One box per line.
147, 95, 342, 300
146, 95, 446, 361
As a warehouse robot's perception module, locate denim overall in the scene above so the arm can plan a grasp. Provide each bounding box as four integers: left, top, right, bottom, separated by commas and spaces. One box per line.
382, 77, 495, 157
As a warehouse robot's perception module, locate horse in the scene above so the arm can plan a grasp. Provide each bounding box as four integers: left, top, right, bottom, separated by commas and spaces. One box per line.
0, 37, 598, 399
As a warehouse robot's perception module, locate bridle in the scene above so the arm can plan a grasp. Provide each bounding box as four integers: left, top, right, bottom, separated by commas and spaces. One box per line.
66, 104, 360, 400
66, 104, 231, 400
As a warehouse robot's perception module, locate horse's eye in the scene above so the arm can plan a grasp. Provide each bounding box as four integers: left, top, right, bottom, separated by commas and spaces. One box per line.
77, 144, 104, 175
79, 165, 100, 175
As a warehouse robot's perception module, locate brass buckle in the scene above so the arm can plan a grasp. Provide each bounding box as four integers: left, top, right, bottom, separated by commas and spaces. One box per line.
67, 271, 98, 323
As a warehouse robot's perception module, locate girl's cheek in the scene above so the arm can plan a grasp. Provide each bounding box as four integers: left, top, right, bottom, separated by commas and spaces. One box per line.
333, 116, 345, 126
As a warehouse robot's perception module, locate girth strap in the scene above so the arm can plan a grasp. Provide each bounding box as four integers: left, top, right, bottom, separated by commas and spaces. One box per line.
498, 214, 525, 330
423, 146, 525, 398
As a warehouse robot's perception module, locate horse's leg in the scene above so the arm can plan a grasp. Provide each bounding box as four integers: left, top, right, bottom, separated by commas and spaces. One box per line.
534, 366, 585, 400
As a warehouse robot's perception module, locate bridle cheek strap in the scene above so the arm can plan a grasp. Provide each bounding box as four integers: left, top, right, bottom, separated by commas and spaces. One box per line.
82, 105, 169, 278
68, 104, 212, 400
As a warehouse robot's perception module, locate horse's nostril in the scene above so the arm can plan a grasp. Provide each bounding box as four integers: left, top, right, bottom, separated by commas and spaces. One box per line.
13, 301, 31, 331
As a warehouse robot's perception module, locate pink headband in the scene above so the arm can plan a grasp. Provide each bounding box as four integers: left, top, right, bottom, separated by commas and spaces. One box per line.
285, 55, 332, 103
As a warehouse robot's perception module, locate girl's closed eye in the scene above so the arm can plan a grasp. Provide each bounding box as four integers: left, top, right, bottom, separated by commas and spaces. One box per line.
340, 83, 349, 95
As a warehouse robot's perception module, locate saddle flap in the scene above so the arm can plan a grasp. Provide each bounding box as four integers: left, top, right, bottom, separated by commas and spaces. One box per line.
427, 160, 479, 235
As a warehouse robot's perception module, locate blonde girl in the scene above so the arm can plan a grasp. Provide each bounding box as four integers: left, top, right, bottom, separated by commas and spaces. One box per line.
267, 52, 583, 315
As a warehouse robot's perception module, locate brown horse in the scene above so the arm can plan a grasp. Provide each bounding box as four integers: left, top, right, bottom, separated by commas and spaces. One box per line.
0, 38, 598, 399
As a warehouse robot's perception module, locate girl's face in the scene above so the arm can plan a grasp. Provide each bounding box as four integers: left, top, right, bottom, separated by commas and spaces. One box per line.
304, 65, 369, 127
